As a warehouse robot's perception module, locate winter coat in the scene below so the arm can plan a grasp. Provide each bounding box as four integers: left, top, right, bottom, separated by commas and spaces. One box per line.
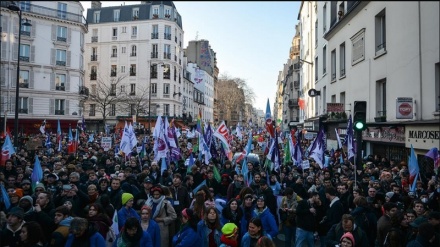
197, 220, 221, 247
117, 207, 140, 230
172, 225, 201, 247
112, 230, 152, 247
65, 227, 106, 247
144, 219, 161, 247
240, 232, 271, 247
253, 207, 278, 239
50, 216, 73, 247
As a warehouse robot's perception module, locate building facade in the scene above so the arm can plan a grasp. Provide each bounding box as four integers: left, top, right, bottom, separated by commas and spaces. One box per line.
186, 62, 214, 123
1, 1, 88, 135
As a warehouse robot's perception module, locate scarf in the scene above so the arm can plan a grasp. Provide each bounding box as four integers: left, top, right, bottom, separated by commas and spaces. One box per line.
116, 227, 143, 247
284, 193, 298, 209
254, 206, 268, 218
220, 235, 238, 247
146, 195, 165, 218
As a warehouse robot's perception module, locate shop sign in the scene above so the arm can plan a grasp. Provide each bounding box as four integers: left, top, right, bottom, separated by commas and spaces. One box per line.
327, 103, 344, 113
362, 126, 405, 144
406, 125, 440, 149
396, 97, 413, 119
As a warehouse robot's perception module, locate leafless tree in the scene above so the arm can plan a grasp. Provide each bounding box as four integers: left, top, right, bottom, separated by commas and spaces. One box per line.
119, 84, 151, 120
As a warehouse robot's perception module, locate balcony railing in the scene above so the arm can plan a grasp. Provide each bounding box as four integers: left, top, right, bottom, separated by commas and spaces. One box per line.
112, 36, 117, 40
21, 30, 30, 36
18, 2, 87, 26
151, 72, 158, 79
164, 33, 171, 40
110, 72, 117, 77
90, 74, 97, 80
19, 56, 29, 62
111, 54, 117, 58
130, 53, 136, 57
19, 82, 29, 88
91, 36, 98, 42
91, 55, 98, 61
56, 60, 66, 66
79, 86, 89, 96
57, 36, 66, 42
164, 52, 171, 59
151, 52, 158, 58
130, 71, 136, 76
56, 85, 65, 91
151, 33, 159, 39
340, 68, 346, 77
129, 92, 136, 96
18, 109, 28, 114
164, 73, 170, 79
55, 110, 64, 115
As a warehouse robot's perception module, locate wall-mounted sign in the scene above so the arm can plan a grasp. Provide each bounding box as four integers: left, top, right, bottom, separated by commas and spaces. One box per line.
327, 103, 345, 113
362, 126, 405, 144
308, 89, 321, 97
396, 97, 413, 119
406, 125, 440, 149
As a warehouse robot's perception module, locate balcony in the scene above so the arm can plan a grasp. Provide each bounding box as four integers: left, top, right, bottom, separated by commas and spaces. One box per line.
164, 52, 171, 59
19, 56, 30, 62
151, 33, 159, 39
375, 111, 387, 122
55, 110, 64, 115
163, 94, 170, 98
151, 52, 158, 59
130, 71, 136, 76
56, 85, 65, 91
90, 73, 97, 80
110, 72, 117, 77
18, 108, 28, 114
56, 60, 66, 66
331, 73, 336, 81
164, 33, 171, 40
112, 36, 117, 41
79, 86, 89, 96
340, 68, 346, 77
151, 72, 158, 79
19, 82, 29, 88
294, 81, 299, 89
21, 30, 30, 36
288, 99, 298, 108
57, 36, 66, 42
91, 55, 98, 61
130, 53, 136, 57
91, 36, 98, 42
129, 92, 136, 96
17, 2, 87, 25
164, 73, 171, 79
111, 53, 117, 58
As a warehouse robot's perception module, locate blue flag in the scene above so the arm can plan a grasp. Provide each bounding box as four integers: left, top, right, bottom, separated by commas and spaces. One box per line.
88, 134, 94, 143
1, 185, 11, 210
31, 155, 43, 189
161, 157, 167, 175
309, 128, 326, 168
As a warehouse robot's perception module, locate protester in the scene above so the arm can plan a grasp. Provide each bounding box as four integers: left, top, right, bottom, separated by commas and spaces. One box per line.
20, 221, 46, 247
139, 205, 161, 247
64, 217, 106, 247
172, 208, 201, 247
219, 223, 239, 247
113, 217, 153, 247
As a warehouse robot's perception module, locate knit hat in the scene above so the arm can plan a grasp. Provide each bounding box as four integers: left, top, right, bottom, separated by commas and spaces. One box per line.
121, 193, 134, 205
221, 223, 238, 238
20, 195, 34, 205
385, 192, 394, 199
11, 189, 23, 199
340, 232, 355, 246
35, 183, 46, 191
7, 207, 24, 219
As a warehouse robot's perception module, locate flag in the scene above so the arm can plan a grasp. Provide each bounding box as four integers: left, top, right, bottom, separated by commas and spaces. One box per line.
154, 124, 169, 161
236, 122, 242, 140
67, 125, 76, 154
409, 144, 419, 192
196, 108, 202, 134
39, 119, 46, 134
268, 130, 281, 171
161, 157, 167, 175
153, 116, 163, 139
56, 119, 62, 152
346, 115, 355, 160
309, 128, 326, 168
139, 140, 146, 159
425, 147, 439, 168
31, 155, 43, 190
1, 134, 16, 166
88, 134, 94, 143
293, 131, 303, 166
45, 134, 51, 148
111, 209, 119, 236
241, 131, 253, 184
335, 128, 343, 149
186, 152, 195, 174
81, 115, 86, 132
165, 116, 177, 148
1, 185, 11, 210
284, 135, 291, 165
213, 165, 221, 183
128, 123, 138, 151
213, 121, 231, 159
105, 124, 110, 135
120, 122, 132, 155
192, 180, 206, 195
265, 99, 275, 138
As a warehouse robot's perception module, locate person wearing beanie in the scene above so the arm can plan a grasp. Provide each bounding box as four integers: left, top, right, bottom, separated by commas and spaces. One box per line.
64, 217, 106, 247
326, 214, 368, 247
118, 193, 140, 230
220, 223, 239, 247
1, 207, 25, 247
172, 208, 201, 247
340, 231, 356, 246
9, 189, 23, 208
254, 195, 278, 239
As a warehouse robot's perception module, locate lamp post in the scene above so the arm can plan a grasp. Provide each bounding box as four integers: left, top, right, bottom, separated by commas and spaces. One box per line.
148, 61, 165, 133
8, 2, 31, 148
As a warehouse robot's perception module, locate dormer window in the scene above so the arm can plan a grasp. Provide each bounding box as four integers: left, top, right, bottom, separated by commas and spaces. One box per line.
132, 8, 139, 19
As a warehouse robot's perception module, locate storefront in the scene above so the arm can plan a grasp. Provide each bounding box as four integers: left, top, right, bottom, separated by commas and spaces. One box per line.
2, 118, 80, 135
362, 125, 408, 162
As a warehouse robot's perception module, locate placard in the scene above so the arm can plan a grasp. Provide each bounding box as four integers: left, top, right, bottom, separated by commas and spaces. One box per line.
101, 137, 112, 151
302, 160, 310, 169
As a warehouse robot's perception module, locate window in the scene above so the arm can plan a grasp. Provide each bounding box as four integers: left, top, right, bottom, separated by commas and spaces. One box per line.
55, 74, 66, 91
89, 104, 96, 116
56, 49, 66, 66
19, 70, 29, 88
20, 1, 30, 12
315, 57, 318, 81
130, 104, 136, 115
57, 26, 67, 42
340, 92, 345, 105
111, 46, 117, 57
164, 104, 170, 116
122, 27, 126, 33
90, 66, 97, 80
19, 97, 28, 113
331, 49, 336, 81
110, 84, 116, 96
151, 64, 158, 78
323, 46, 327, 74
110, 104, 116, 116
132, 8, 139, 19
164, 83, 170, 95
112, 28, 117, 38
55, 99, 65, 115
351, 29, 365, 65
164, 25, 171, 40
120, 85, 125, 93
21, 20, 31, 36
132, 26, 137, 37
340, 43, 346, 77
151, 83, 157, 94
315, 20, 318, 48
164, 44, 171, 59
121, 66, 125, 73
165, 8, 171, 17
323, 3, 327, 32
152, 25, 159, 39
130, 64, 136, 76
331, 95, 336, 103
20, 44, 30, 62
163, 64, 170, 79
130, 84, 136, 95
375, 9, 386, 54
152, 44, 158, 58
174, 66, 177, 81
57, 2, 67, 19
131, 46, 137, 56
376, 79, 387, 117
121, 47, 126, 54
94, 11, 100, 23
91, 85, 97, 95
436, 63, 440, 112
153, 8, 159, 15
114, 9, 120, 22
111, 65, 117, 77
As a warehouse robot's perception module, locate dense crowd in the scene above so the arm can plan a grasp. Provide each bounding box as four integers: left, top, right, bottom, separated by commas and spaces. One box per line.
0, 131, 439, 247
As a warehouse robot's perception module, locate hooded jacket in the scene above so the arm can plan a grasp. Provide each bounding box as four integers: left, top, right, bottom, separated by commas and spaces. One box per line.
65, 224, 106, 247
50, 216, 73, 247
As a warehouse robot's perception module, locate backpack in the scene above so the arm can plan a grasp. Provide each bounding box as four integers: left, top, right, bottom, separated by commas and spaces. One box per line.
354, 211, 370, 232
106, 227, 117, 247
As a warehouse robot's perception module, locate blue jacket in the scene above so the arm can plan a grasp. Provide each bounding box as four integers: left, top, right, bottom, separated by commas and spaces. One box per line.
117, 207, 140, 230
253, 207, 278, 239
145, 219, 161, 247
240, 232, 271, 247
172, 225, 201, 247
112, 231, 152, 247
240, 205, 256, 237
270, 182, 282, 196
197, 220, 221, 247
65, 232, 106, 247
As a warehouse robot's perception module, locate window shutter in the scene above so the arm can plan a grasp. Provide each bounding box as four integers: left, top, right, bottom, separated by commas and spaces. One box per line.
28, 98, 33, 114
65, 73, 70, 91
12, 17, 18, 35
65, 100, 70, 115
11, 69, 16, 88
51, 25, 56, 41
0, 66, 5, 86
29, 70, 34, 88
1, 42, 6, 60
30, 23, 36, 38
1, 16, 9, 33
51, 49, 55, 65
67, 28, 72, 43
30, 46, 35, 62
12, 43, 18, 61
0, 97, 4, 113
50, 73, 55, 90
66, 51, 71, 67
10, 96, 15, 113
49, 99, 55, 114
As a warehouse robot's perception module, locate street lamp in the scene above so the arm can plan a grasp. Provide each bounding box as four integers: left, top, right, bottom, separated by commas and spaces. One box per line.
8, 2, 32, 148
148, 61, 165, 133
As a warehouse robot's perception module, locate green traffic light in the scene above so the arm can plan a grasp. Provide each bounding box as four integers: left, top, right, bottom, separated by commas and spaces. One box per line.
354, 121, 365, 130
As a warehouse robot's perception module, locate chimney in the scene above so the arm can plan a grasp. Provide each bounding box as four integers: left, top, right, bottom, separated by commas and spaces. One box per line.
91, 1, 102, 9
141, 1, 152, 4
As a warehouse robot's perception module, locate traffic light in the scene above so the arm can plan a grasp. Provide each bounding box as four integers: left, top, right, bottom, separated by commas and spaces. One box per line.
353, 101, 367, 131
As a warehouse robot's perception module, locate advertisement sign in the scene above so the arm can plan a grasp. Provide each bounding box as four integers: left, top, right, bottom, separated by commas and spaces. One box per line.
327, 103, 345, 113
101, 137, 112, 151
396, 97, 413, 119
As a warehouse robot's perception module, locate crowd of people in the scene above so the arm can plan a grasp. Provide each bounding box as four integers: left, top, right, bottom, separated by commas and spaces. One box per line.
0, 130, 439, 247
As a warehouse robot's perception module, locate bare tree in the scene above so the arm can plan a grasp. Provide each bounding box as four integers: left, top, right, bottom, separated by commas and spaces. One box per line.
87, 74, 127, 129
119, 84, 151, 120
